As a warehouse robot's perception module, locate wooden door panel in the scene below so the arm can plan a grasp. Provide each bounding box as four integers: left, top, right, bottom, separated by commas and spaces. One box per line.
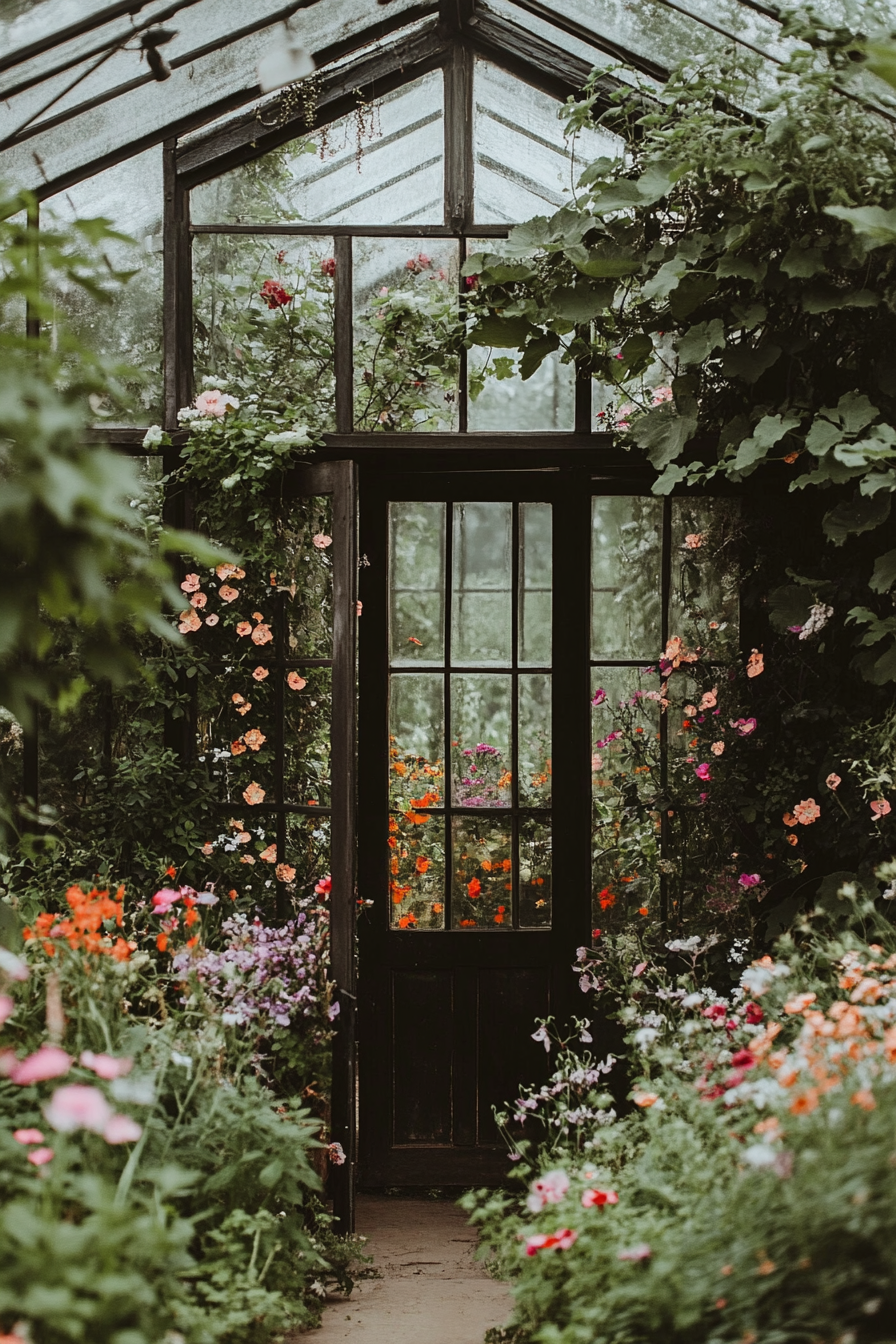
393, 971, 454, 1144
477, 967, 550, 1143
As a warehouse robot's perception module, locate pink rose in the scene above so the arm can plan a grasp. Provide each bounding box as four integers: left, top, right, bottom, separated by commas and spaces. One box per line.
870, 799, 891, 819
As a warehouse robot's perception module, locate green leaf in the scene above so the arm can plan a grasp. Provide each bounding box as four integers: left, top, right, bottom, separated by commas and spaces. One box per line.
801, 134, 833, 153
716, 255, 767, 282
619, 332, 654, 375
768, 584, 811, 632
780, 245, 825, 278
642, 258, 688, 300
577, 156, 619, 187
549, 282, 614, 323
825, 203, 896, 247
575, 243, 641, 278
631, 403, 698, 470
502, 216, 553, 257
802, 284, 879, 313
823, 491, 892, 545
468, 314, 537, 348
669, 273, 718, 320
590, 180, 645, 213
805, 417, 842, 457
732, 414, 801, 471
519, 331, 561, 380
835, 391, 879, 435
651, 462, 691, 494
677, 318, 726, 365
870, 548, 896, 593
721, 341, 781, 384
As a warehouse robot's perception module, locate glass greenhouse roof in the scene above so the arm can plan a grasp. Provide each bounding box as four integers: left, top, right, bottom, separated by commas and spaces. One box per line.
2, 0, 895, 200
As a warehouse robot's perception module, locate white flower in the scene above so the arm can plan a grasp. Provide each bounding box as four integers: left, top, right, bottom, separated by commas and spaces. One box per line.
177, 407, 199, 423
531, 1025, 551, 1052
634, 1027, 658, 1047
666, 936, 702, 953
681, 992, 705, 1008
799, 603, 833, 640
110, 1076, 156, 1105
262, 424, 312, 446
743, 1143, 778, 1169
201, 374, 228, 389
142, 424, 164, 448
170, 1051, 193, 1072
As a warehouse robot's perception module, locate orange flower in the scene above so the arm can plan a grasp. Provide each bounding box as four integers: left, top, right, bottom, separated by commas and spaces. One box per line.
756, 1258, 776, 1277
851, 1088, 876, 1111
156, 933, 168, 952
236, 621, 253, 637
398, 914, 417, 928
783, 811, 797, 827
459, 919, 477, 927
231, 740, 247, 755
287, 672, 307, 691
746, 649, 764, 678
110, 938, 132, 962
251, 623, 274, 646
393, 761, 407, 776
432, 902, 444, 914
243, 728, 266, 751
259, 845, 277, 863
415, 856, 430, 874
789, 1090, 818, 1115
184, 908, 199, 927
180, 573, 201, 592
218, 584, 239, 602
598, 888, 616, 910
252, 666, 269, 681
216, 563, 245, 580
404, 811, 429, 824
632, 1090, 660, 1108
240, 854, 256, 865
638, 906, 649, 916
793, 798, 820, 825
786, 834, 798, 846
243, 782, 266, 805
481, 859, 492, 871
276, 864, 297, 883
783, 992, 817, 1014
467, 878, 481, 899
190, 591, 207, 609
178, 608, 202, 634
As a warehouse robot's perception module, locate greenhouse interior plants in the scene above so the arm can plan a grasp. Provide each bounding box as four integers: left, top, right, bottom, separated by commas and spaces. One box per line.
1, 0, 896, 1340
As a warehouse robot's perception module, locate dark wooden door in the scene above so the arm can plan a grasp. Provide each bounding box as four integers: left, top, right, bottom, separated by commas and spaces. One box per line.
357, 468, 592, 1186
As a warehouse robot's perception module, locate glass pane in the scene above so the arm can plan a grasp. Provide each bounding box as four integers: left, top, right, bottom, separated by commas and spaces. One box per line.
519, 674, 552, 806
389, 673, 445, 810
192, 233, 335, 434
670, 500, 740, 657
451, 818, 512, 929
286, 814, 331, 903
191, 72, 444, 226
592, 666, 661, 799
520, 817, 552, 928
389, 501, 446, 666
473, 58, 623, 223
43, 148, 163, 425
468, 344, 575, 432
451, 501, 512, 665
389, 812, 446, 930
285, 495, 333, 661
353, 237, 460, 431
520, 502, 552, 665
592, 496, 663, 659
197, 665, 278, 805
451, 674, 512, 808
284, 667, 330, 806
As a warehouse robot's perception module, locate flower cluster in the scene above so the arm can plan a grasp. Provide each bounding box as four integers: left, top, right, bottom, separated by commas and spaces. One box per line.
22, 885, 134, 962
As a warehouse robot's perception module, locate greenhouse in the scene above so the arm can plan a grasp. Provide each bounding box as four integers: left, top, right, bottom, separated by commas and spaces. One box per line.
1, 0, 896, 1341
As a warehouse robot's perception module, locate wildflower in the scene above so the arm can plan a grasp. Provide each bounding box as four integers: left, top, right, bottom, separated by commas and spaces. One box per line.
730, 717, 757, 735
652, 386, 673, 404
178, 609, 202, 634
738, 873, 761, 889
581, 1188, 618, 1207
684, 533, 704, 549
321, 258, 337, 278
104, 1114, 143, 1144
275, 864, 296, 882
618, 1243, 651, 1261
870, 799, 891, 819
746, 649, 764, 677
711, 741, 725, 756
44, 1083, 112, 1133
288, 672, 307, 690
142, 424, 164, 448
531, 1025, 551, 1052
205, 613, 220, 627
243, 782, 266, 805
527, 1169, 570, 1211
27, 1147, 54, 1166
152, 888, 182, 915
745, 1001, 764, 1024
783, 992, 816, 1014
251, 622, 274, 646
699, 688, 717, 709
218, 584, 239, 603
851, 1088, 876, 1111
10, 1046, 72, 1086
236, 621, 253, 637
259, 279, 292, 309
793, 798, 820, 825
253, 666, 270, 681
632, 1090, 660, 1107
525, 1229, 578, 1255
798, 603, 833, 640
312, 533, 333, 549
216, 564, 246, 580
591, 688, 607, 707
80, 1051, 133, 1080
260, 845, 277, 863
598, 888, 616, 910
695, 763, 712, 781
13, 1129, 44, 1144
315, 875, 332, 897
243, 728, 266, 751
328, 1141, 346, 1164
180, 574, 201, 593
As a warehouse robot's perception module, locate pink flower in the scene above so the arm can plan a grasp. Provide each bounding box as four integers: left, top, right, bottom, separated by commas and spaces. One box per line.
218, 584, 239, 603
0, 948, 29, 981
312, 533, 332, 549
195, 389, 239, 417
618, 1242, 652, 1262
314, 875, 332, 897
582, 1188, 618, 1208
253, 666, 270, 681
793, 798, 820, 825
328, 1141, 346, 1165
651, 386, 673, 405
152, 888, 182, 915
10, 1046, 72, 1086
711, 741, 725, 756
0, 994, 14, 1026
738, 873, 761, 889
695, 763, 712, 781
699, 688, 717, 710
871, 799, 891, 819
321, 257, 337, 278
826, 773, 841, 790
527, 1169, 569, 1211
27, 1146, 54, 1166
204, 613, 219, 627
103, 1114, 143, 1144
180, 573, 201, 593
730, 717, 757, 736
178, 608, 202, 634
13, 1128, 45, 1144
80, 1051, 133, 1081
591, 688, 607, 707
236, 621, 253, 637
684, 533, 705, 550
525, 1229, 578, 1255
44, 1083, 112, 1134
744, 1001, 764, 1024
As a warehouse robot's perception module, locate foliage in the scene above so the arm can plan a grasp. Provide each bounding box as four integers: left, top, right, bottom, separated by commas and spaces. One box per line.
0, 875, 362, 1343
466, 877, 896, 1344
464, 16, 896, 680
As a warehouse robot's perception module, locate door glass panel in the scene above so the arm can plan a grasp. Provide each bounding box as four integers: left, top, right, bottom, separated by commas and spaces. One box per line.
451, 675, 512, 808
451, 502, 512, 665
670, 500, 740, 656
591, 497, 663, 658
387, 498, 552, 930
520, 502, 552, 666
451, 818, 513, 928
389, 502, 446, 665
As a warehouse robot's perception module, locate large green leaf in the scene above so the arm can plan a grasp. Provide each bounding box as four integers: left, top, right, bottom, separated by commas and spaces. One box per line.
519, 331, 561, 380
823, 490, 892, 544
575, 243, 641, 278
732, 414, 801, 472
805, 417, 843, 457
870, 547, 896, 593
835, 391, 879, 435
825, 203, 896, 247
631, 403, 698, 469
677, 318, 727, 365
642, 258, 688, 300
549, 282, 615, 323
467, 314, 537, 348
669, 273, 718, 319
780, 245, 825, 278
721, 340, 782, 383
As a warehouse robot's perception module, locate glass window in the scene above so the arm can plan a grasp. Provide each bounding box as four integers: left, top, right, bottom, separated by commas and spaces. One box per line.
42, 147, 163, 425
387, 499, 553, 930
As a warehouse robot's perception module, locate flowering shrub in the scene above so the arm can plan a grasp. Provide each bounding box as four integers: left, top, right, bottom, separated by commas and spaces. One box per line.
466, 875, 896, 1344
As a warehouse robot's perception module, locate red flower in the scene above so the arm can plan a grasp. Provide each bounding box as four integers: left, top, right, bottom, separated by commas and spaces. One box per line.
259, 279, 292, 309
598, 888, 616, 910
321, 257, 336, 277
744, 1001, 764, 1024
730, 1049, 757, 1069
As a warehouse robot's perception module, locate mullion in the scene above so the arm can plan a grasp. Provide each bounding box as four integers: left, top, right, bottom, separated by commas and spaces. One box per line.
443, 499, 454, 928
511, 501, 520, 930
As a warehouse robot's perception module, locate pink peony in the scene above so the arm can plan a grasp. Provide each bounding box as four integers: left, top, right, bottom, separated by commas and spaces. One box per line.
0, 993, 15, 1026
27, 1146, 54, 1166
10, 1046, 72, 1086
13, 1128, 44, 1144
103, 1114, 143, 1144
80, 1051, 133, 1081
44, 1083, 112, 1134
195, 389, 239, 417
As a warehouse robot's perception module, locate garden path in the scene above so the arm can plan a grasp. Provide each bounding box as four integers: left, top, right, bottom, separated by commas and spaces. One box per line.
306, 1193, 513, 1344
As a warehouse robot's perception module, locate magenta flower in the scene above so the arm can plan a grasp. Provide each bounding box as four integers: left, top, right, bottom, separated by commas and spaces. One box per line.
737, 873, 761, 889
694, 763, 712, 781
730, 717, 757, 736
103, 1114, 143, 1145
591, 688, 607, 707
44, 1083, 112, 1134
80, 1051, 133, 1081
10, 1046, 72, 1086
152, 888, 182, 915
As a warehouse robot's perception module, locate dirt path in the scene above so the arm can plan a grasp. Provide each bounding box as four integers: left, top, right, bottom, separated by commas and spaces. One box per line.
311, 1194, 513, 1344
